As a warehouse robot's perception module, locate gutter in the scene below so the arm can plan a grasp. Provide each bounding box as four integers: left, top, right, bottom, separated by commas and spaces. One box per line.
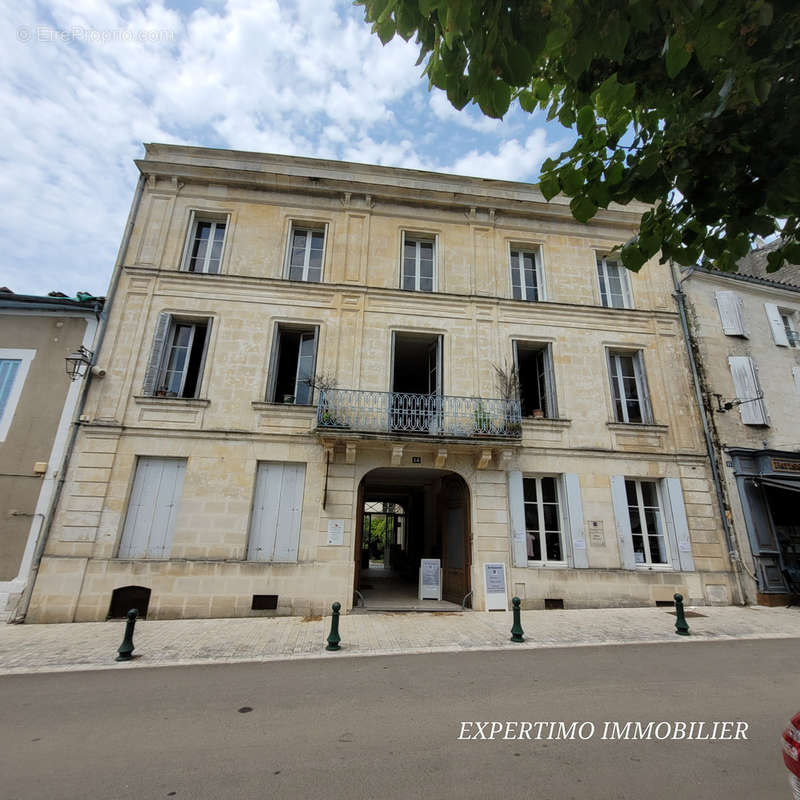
12, 172, 146, 623
670, 262, 747, 606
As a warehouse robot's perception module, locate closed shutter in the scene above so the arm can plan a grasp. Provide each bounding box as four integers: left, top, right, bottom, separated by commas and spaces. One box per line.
663, 478, 695, 572
728, 356, 768, 425
248, 462, 305, 562
119, 457, 186, 558
610, 475, 636, 570
507, 470, 527, 567
715, 291, 746, 336
765, 303, 790, 346
142, 313, 171, 395
564, 473, 588, 568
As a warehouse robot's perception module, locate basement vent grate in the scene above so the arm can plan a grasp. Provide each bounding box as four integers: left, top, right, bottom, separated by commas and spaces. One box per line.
544, 598, 564, 610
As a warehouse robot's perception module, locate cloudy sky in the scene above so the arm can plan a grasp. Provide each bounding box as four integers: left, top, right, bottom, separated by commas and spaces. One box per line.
3, 0, 572, 297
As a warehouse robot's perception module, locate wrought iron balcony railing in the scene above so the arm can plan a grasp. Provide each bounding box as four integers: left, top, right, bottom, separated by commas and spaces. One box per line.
316, 389, 522, 439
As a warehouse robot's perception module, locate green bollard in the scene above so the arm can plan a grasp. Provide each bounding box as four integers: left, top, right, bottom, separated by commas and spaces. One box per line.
326, 602, 342, 651
116, 608, 138, 661
674, 593, 690, 636
510, 596, 525, 643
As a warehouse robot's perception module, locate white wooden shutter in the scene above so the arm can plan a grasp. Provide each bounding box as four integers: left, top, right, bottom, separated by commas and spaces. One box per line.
715, 291, 746, 336
142, 313, 171, 395
507, 470, 527, 567
793, 367, 800, 395
564, 473, 588, 568
610, 475, 636, 570
765, 303, 790, 346
248, 462, 305, 562
634, 352, 653, 423
728, 356, 768, 425
663, 478, 695, 571
119, 457, 186, 558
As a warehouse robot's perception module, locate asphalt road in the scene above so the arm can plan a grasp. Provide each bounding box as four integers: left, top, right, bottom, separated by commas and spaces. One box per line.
0, 639, 797, 800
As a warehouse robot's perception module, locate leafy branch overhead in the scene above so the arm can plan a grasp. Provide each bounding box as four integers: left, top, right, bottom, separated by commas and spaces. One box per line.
357, 0, 800, 273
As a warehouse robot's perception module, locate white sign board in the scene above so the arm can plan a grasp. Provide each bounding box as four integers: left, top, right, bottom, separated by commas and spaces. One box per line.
483, 562, 508, 611
419, 558, 442, 600
326, 519, 344, 546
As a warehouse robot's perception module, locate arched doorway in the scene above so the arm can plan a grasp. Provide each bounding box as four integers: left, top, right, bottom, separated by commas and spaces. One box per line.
354, 468, 471, 610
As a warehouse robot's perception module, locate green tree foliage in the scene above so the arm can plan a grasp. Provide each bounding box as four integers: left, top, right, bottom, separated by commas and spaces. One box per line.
357, 0, 800, 272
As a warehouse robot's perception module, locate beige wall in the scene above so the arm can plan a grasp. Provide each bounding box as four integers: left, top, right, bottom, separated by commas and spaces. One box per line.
27, 148, 735, 622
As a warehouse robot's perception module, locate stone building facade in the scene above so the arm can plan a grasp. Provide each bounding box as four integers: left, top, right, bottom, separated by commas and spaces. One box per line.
680, 251, 800, 603
26, 144, 737, 622
0, 292, 101, 620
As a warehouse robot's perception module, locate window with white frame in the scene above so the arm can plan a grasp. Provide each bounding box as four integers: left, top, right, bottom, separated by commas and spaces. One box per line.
608, 350, 652, 423
514, 341, 557, 418
182, 213, 227, 274
597, 255, 633, 308
625, 479, 669, 565
267, 324, 319, 405
523, 476, 564, 563
142, 314, 211, 398
509, 246, 543, 301
781, 310, 799, 348
402, 234, 435, 292
0, 350, 35, 442
286, 224, 325, 282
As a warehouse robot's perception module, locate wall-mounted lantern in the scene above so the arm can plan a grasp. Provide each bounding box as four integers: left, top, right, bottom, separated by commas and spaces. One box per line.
65, 345, 94, 381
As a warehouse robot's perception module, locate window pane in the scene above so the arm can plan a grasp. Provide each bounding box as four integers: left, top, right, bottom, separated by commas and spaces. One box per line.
402, 273, 416, 290
545, 530, 562, 561
527, 532, 541, 560
649, 534, 667, 564
420, 277, 433, 292
420, 241, 433, 258
404, 241, 417, 259
626, 398, 643, 423
540, 477, 557, 504
640, 481, 659, 508
523, 478, 537, 503
632, 535, 646, 563
542, 503, 559, 532
307, 266, 321, 283
625, 480, 638, 505
0, 359, 21, 416
628, 505, 642, 535
289, 265, 304, 281
597, 263, 608, 305
524, 504, 539, 531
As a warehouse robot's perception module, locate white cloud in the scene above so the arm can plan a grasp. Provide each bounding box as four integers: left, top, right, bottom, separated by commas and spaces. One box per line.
1, 0, 566, 296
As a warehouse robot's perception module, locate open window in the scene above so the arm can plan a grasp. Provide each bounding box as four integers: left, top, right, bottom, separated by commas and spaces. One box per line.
765, 303, 799, 347
597, 255, 633, 309
181, 212, 228, 274
513, 341, 557, 418
607, 349, 652, 423
267, 324, 319, 405
142, 314, 211, 398
285, 224, 326, 282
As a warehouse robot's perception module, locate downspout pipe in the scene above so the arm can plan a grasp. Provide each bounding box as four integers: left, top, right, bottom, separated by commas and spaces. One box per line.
13, 172, 147, 623
670, 261, 747, 606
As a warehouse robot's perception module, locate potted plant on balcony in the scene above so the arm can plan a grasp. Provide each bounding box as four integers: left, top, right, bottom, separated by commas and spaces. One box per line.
304, 371, 347, 428
493, 360, 522, 435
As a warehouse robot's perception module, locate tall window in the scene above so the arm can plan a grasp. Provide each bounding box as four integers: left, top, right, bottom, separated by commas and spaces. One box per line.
509, 246, 542, 301
402, 234, 435, 292
608, 350, 651, 423
286, 225, 325, 282
182, 214, 227, 274
0, 351, 35, 443
781, 310, 799, 348
268, 325, 318, 405
625, 479, 668, 565
523, 476, 563, 563
514, 341, 557, 418
142, 314, 211, 399
597, 256, 633, 308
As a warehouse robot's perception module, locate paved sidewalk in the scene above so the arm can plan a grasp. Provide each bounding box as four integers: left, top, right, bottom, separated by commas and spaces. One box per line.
1, 604, 799, 675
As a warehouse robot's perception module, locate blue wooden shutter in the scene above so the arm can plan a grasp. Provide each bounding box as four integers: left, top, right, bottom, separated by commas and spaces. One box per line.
507, 470, 527, 567
610, 475, 636, 570
564, 473, 588, 568
142, 313, 171, 396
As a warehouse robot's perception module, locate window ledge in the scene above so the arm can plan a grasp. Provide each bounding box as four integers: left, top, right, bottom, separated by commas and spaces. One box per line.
251, 401, 316, 414
133, 396, 210, 408
525, 562, 569, 569
522, 417, 571, 429
607, 422, 668, 433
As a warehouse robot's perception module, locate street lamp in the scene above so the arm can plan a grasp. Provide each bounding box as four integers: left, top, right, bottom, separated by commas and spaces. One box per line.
65, 345, 94, 381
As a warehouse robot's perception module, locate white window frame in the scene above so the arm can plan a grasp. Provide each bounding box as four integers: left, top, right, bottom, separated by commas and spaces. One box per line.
180, 211, 229, 274
607, 349, 652, 424
597, 255, 633, 309
513, 340, 558, 418
0, 349, 35, 442
523, 474, 567, 566
148, 316, 211, 398
401, 232, 437, 292
266, 323, 320, 405
508, 243, 545, 301
284, 223, 327, 283
780, 309, 799, 348
625, 478, 670, 567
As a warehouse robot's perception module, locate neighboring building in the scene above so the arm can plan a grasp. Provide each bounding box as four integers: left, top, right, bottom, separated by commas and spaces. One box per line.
0, 291, 102, 620
680, 244, 800, 603
26, 144, 737, 623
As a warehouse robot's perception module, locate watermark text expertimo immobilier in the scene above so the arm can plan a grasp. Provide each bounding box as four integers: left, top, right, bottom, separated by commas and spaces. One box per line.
17, 25, 175, 44
457, 721, 749, 741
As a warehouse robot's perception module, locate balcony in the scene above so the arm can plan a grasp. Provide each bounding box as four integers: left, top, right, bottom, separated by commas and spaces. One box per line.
316, 389, 522, 440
